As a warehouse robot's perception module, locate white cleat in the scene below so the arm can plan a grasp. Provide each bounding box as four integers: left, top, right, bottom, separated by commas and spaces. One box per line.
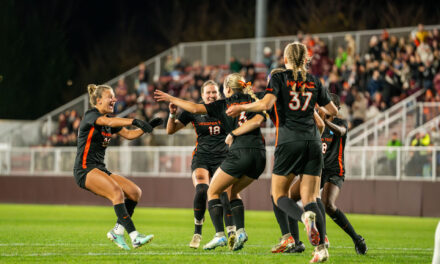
203, 234, 227, 250
189, 234, 202, 249
310, 244, 329, 263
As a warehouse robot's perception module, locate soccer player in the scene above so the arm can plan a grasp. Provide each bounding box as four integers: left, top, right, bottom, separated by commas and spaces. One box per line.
166, 80, 235, 249
155, 73, 266, 251
226, 42, 338, 262
73, 84, 162, 250
319, 93, 367, 254
271, 109, 325, 254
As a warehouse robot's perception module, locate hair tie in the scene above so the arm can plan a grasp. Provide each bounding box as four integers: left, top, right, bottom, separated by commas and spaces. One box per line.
238, 80, 252, 88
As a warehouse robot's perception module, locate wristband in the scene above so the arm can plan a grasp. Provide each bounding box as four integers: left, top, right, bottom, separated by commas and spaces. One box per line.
230, 131, 237, 139
169, 113, 176, 119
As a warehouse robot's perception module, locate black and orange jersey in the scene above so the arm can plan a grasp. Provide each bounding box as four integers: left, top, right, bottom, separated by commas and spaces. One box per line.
266, 70, 331, 145
204, 93, 266, 151
178, 110, 228, 159
73, 108, 121, 169
321, 118, 348, 176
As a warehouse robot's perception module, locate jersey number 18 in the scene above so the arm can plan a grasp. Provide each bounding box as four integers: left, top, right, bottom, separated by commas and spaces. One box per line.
208, 125, 221, 135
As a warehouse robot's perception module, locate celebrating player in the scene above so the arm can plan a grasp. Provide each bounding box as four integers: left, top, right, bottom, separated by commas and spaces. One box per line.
73, 84, 163, 250
226, 42, 338, 262
166, 80, 235, 249
155, 73, 266, 251
320, 93, 367, 254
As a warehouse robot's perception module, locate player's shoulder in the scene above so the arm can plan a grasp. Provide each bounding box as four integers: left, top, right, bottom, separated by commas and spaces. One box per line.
334, 117, 348, 126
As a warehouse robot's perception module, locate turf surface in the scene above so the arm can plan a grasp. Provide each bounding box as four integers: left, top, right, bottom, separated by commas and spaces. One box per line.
0, 204, 437, 263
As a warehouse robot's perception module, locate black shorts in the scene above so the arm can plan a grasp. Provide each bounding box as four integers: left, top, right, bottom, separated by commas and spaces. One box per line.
191, 154, 226, 177
220, 148, 266, 180
273, 140, 323, 176
320, 169, 345, 189
73, 166, 112, 190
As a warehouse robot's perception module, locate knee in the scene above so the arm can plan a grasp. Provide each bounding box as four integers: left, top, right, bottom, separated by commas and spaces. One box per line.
132, 186, 142, 202
324, 201, 337, 214
110, 186, 124, 204
207, 187, 220, 199
229, 192, 241, 201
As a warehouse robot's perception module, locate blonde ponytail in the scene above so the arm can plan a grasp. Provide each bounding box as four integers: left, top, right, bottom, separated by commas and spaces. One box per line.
284, 42, 310, 93
87, 84, 112, 107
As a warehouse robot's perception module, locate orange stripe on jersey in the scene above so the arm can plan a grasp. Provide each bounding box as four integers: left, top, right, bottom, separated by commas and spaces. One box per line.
338, 138, 344, 176
266, 88, 273, 92
274, 103, 280, 146
82, 126, 95, 169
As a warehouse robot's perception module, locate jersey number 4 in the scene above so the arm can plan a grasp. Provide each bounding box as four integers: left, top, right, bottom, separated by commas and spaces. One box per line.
289, 91, 312, 111
208, 125, 221, 135
238, 111, 248, 127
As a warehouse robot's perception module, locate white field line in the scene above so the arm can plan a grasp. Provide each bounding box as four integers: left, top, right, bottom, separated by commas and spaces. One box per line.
0, 243, 433, 252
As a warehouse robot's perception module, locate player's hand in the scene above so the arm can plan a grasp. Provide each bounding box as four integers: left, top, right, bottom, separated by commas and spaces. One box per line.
226, 105, 243, 117
318, 107, 327, 120
225, 133, 234, 147
154, 90, 172, 102
169, 103, 178, 114
149, 117, 164, 128
132, 119, 153, 133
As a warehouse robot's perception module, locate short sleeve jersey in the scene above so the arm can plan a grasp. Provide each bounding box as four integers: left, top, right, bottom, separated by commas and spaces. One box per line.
266, 70, 331, 145
321, 118, 348, 175
178, 109, 228, 159
74, 108, 122, 169
204, 93, 266, 151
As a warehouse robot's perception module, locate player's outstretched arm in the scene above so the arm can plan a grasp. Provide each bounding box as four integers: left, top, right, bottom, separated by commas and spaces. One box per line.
324, 118, 347, 136
226, 94, 277, 117
117, 127, 144, 139
154, 90, 207, 114
167, 103, 185, 134
225, 114, 265, 146
96, 116, 134, 128
313, 110, 325, 135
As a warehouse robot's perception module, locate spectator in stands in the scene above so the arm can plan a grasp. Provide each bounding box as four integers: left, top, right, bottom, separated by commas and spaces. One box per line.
135, 63, 149, 96
229, 57, 242, 73
164, 55, 175, 75
335, 46, 347, 69
416, 23, 429, 45
263, 46, 273, 70
351, 90, 367, 128
386, 132, 402, 175
114, 77, 128, 113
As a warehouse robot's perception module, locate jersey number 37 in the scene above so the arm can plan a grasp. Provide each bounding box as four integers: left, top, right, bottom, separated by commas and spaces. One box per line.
289, 91, 312, 111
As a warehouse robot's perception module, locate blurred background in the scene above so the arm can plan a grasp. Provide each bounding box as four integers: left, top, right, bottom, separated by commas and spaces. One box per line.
0, 0, 439, 216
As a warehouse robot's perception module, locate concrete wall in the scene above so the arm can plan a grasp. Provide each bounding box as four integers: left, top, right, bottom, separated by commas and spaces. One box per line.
1, 175, 439, 217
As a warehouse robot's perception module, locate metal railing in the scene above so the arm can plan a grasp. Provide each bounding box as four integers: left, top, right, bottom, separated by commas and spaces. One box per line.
0, 146, 438, 181
406, 115, 440, 146
2, 24, 439, 147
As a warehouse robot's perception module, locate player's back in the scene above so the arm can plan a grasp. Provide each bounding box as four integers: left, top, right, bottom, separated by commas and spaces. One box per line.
267, 70, 331, 145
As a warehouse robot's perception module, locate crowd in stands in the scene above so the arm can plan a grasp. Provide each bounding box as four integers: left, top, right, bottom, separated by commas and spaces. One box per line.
46, 110, 81, 146
47, 24, 440, 147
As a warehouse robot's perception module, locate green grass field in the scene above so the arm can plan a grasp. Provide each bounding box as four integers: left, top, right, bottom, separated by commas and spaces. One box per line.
0, 204, 437, 263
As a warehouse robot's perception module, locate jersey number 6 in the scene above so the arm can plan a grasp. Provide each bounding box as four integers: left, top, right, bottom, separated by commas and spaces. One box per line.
289, 91, 312, 111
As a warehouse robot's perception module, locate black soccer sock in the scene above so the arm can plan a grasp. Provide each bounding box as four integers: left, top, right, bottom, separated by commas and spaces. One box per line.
329, 208, 360, 241
220, 192, 234, 229
117, 198, 138, 226
230, 199, 245, 230
271, 195, 290, 236
208, 199, 224, 233
193, 184, 208, 234
276, 196, 304, 222
316, 198, 326, 235
114, 203, 136, 234
288, 217, 300, 242
304, 202, 326, 245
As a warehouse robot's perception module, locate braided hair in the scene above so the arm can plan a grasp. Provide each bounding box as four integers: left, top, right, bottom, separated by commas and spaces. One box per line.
284, 42, 310, 93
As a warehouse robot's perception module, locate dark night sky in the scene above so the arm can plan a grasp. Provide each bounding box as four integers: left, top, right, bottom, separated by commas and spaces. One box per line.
0, 0, 439, 119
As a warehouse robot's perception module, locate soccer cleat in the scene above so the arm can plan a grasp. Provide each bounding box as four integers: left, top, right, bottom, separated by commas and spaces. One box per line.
301, 211, 320, 246
232, 229, 248, 251
132, 233, 154, 249
189, 234, 202, 249
271, 235, 295, 253
310, 244, 329, 263
284, 240, 306, 253
354, 236, 367, 255
203, 234, 227, 250
227, 231, 236, 250
107, 230, 130, 250
324, 236, 330, 249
